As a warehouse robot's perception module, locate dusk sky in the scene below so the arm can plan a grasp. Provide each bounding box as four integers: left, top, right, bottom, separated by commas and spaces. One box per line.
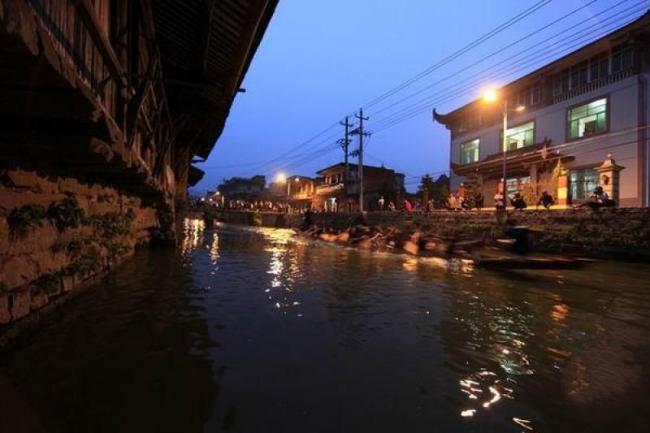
192, 0, 647, 194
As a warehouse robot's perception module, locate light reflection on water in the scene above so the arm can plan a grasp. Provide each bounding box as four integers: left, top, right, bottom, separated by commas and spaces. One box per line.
1, 223, 650, 433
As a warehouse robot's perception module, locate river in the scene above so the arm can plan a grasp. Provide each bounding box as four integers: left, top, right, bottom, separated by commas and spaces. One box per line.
1, 219, 649, 433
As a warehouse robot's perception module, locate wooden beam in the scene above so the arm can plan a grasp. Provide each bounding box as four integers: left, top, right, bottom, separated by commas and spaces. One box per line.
73, 0, 128, 88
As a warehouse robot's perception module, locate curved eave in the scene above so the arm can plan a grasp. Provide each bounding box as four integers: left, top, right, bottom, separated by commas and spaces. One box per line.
432, 108, 454, 128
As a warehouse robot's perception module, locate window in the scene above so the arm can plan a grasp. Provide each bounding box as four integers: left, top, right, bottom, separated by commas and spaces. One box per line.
569, 169, 598, 201
506, 176, 531, 198
553, 70, 570, 96
568, 98, 607, 139
504, 121, 535, 151
531, 87, 542, 106
570, 61, 589, 88
611, 45, 633, 73
460, 139, 479, 164
590, 56, 608, 81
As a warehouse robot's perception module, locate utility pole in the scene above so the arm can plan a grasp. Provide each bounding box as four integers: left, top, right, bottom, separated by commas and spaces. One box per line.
354, 108, 370, 212
338, 117, 353, 198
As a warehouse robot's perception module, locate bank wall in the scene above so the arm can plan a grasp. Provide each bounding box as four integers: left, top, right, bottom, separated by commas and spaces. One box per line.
0, 168, 163, 326
214, 209, 650, 258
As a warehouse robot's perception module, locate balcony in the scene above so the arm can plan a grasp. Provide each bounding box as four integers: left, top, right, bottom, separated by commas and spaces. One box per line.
553, 70, 634, 103
1, 0, 174, 198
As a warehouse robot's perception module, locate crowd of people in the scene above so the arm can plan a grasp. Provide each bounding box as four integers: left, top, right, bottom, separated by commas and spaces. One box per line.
206, 183, 615, 214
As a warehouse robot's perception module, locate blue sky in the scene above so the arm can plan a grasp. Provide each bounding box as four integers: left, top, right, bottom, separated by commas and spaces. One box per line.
192, 0, 648, 193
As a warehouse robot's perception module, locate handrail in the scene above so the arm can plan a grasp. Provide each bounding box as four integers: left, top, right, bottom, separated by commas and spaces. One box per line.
553, 70, 633, 103
25, 0, 127, 119
72, 0, 128, 89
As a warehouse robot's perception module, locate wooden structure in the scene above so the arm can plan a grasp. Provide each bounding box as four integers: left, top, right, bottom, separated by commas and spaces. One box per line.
0, 0, 278, 204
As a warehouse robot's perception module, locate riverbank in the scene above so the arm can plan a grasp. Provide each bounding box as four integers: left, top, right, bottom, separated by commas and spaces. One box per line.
211, 208, 650, 260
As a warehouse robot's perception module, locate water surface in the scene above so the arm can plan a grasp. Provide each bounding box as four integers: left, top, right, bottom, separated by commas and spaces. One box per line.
1, 220, 650, 433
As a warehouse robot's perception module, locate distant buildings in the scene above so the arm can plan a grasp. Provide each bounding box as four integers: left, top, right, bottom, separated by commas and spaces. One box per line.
208, 164, 405, 212
313, 163, 405, 211
434, 11, 650, 207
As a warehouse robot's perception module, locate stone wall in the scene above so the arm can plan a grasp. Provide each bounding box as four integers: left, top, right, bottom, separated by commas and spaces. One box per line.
0, 168, 161, 325
213, 208, 650, 258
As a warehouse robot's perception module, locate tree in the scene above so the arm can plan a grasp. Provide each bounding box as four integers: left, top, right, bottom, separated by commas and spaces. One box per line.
418, 174, 449, 208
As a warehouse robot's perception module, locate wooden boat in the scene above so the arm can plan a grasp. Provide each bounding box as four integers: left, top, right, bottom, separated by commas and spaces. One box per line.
475, 253, 593, 270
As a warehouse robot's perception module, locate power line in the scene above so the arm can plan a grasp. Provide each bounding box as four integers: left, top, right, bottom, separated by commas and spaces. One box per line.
371, 2, 648, 133
360, 0, 554, 110
368, 0, 643, 131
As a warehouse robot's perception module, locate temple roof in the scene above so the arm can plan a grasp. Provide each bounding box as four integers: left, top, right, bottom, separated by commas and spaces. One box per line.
153, 0, 279, 159
452, 139, 573, 177
433, 10, 650, 128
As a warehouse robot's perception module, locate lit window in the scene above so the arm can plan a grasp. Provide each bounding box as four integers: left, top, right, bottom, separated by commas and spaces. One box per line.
460, 139, 479, 164
569, 169, 598, 201
506, 176, 531, 198
568, 98, 607, 139
504, 121, 535, 151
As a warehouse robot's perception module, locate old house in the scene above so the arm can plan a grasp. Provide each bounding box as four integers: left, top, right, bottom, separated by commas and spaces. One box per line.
0, 0, 277, 322
313, 163, 405, 211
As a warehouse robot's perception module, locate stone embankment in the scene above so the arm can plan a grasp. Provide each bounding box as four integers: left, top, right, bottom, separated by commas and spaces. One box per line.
0, 168, 164, 328
212, 208, 650, 259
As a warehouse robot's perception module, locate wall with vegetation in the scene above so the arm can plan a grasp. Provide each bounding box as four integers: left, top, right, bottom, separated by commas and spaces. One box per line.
0, 168, 160, 325
214, 208, 650, 258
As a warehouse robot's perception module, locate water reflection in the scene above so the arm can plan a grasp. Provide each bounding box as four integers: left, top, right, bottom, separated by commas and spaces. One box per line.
1, 224, 650, 433
181, 217, 205, 255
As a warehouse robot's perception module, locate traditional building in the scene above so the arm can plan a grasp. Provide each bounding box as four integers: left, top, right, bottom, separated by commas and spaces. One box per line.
313, 163, 405, 211
0, 1, 277, 319
434, 11, 650, 208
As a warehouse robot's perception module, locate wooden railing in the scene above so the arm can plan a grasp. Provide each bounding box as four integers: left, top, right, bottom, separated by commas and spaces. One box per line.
25, 0, 174, 187
553, 70, 634, 103
25, 0, 128, 120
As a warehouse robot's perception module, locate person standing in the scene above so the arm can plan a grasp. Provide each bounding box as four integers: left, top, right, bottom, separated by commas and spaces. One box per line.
377, 195, 385, 211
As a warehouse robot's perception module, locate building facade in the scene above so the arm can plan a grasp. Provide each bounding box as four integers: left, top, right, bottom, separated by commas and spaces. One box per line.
434, 12, 650, 208
313, 163, 405, 211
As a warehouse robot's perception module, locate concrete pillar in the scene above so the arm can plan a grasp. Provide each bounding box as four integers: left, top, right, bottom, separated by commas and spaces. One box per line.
597, 153, 625, 204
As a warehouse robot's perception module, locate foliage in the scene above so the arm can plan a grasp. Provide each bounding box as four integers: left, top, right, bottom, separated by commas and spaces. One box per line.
417, 174, 450, 208
89, 210, 135, 239
7, 204, 47, 239
47, 197, 85, 231
460, 172, 484, 209
63, 245, 101, 277
51, 237, 90, 257
36, 274, 61, 295
106, 241, 131, 260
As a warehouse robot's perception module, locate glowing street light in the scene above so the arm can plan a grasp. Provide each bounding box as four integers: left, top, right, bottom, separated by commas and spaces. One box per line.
483, 88, 498, 102
482, 87, 525, 209
275, 172, 287, 183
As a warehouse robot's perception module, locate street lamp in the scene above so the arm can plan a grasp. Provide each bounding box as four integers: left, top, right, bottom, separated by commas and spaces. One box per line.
482, 88, 525, 208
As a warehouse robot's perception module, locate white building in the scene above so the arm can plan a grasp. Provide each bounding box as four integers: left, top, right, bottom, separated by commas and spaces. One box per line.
434, 12, 650, 207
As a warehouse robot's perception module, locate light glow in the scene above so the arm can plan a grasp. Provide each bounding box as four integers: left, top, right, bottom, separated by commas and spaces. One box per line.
483, 88, 498, 102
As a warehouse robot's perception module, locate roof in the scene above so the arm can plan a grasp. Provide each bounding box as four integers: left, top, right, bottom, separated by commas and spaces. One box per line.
152, 0, 279, 159
451, 139, 574, 177
434, 10, 650, 126
316, 162, 401, 176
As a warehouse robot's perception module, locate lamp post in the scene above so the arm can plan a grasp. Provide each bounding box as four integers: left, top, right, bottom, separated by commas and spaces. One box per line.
483, 89, 524, 208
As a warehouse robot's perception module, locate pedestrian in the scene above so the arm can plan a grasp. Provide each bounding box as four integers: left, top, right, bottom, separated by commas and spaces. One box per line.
510, 192, 527, 210
536, 191, 555, 209
494, 191, 505, 210
403, 199, 413, 213
388, 201, 396, 211
377, 195, 385, 211
448, 193, 458, 210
